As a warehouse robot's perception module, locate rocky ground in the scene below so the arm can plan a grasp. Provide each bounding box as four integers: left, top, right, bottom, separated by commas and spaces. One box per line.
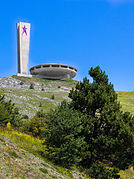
0, 76, 77, 118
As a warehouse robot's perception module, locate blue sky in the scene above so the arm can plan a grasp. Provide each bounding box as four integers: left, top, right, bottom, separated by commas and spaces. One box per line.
0, 0, 134, 91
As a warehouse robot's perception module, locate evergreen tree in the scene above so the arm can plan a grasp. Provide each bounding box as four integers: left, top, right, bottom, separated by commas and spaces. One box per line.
0, 95, 20, 126
43, 101, 86, 168
69, 66, 134, 176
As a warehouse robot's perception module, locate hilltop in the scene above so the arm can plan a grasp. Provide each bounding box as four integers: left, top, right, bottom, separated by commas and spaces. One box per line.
0, 76, 134, 117
0, 76, 77, 118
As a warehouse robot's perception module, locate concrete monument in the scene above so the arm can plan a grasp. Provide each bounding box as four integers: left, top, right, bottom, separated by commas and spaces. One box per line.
16, 22, 77, 79
30, 63, 77, 79
17, 22, 31, 76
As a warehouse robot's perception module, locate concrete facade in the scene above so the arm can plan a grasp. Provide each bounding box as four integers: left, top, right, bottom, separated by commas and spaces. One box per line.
17, 22, 30, 76
30, 63, 77, 79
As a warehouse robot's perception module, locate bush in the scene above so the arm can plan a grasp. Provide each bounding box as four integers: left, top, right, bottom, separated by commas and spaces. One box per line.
51, 94, 55, 100
21, 116, 46, 138
20, 81, 24, 85
43, 101, 86, 168
85, 163, 120, 179
22, 114, 29, 119
0, 95, 20, 127
29, 83, 34, 89
39, 102, 42, 107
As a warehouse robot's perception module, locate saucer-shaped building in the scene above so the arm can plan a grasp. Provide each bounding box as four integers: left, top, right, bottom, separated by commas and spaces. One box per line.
30, 63, 77, 79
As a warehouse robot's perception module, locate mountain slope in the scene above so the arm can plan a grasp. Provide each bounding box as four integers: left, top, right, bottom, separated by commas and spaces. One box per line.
0, 129, 84, 178
0, 76, 134, 117
117, 91, 134, 115
0, 76, 134, 178
0, 76, 77, 118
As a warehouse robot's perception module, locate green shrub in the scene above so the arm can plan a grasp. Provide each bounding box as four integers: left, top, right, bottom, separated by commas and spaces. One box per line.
85, 163, 120, 179
21, 116, 46, 138
20, 81, 24, 85
9, 150, 20, 158
22, 114, 29, 119
39, 102, 42, 107
51, 94, 55, 100
29, 83, 34, 89
39, 168, 48, 174
0, 95, 20, 127
43, 101, 86, 168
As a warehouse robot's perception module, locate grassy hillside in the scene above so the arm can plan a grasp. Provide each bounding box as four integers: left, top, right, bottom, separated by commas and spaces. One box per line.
0, 128, 134, 178
0, 76, 77, 117
0, 76, 134, 117
0, 76, 134, 178
117, 91, 134, 115
0, 128, 84, 178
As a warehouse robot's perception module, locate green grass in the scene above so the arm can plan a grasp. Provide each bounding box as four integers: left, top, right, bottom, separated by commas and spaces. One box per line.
13, 75, 77, 88
0, 128, 133, 178
117, 91, 134, 115
0, 128, 85, 178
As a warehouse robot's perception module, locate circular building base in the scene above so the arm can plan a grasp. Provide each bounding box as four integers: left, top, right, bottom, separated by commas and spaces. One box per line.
30, 63, 77, 79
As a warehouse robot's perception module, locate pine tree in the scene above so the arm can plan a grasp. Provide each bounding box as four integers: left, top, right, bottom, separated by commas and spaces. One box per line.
69, 66, 134, 176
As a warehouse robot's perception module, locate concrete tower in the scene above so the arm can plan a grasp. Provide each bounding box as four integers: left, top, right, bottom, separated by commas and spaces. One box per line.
17, 22, 31, 76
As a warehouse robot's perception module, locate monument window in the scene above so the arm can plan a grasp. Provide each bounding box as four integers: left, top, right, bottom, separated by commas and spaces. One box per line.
36, 66, 41, 69
52, 65, 59, 67
43, 65, 50, 68
61, 65, 68, 68
69, 67, 73, 70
